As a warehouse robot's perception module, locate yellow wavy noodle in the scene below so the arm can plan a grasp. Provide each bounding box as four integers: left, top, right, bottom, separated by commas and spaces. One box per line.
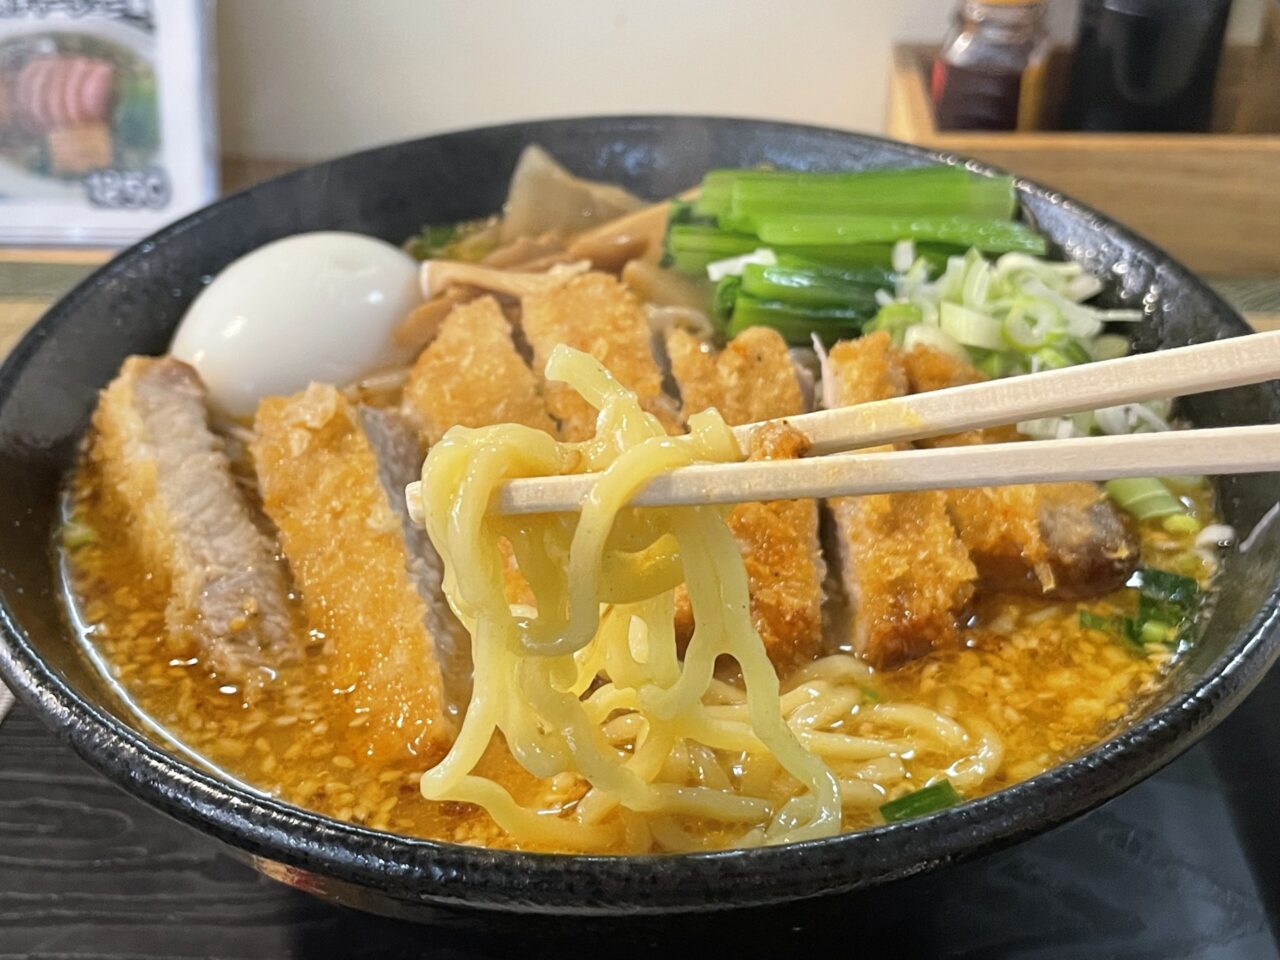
415, 345, 1002, 851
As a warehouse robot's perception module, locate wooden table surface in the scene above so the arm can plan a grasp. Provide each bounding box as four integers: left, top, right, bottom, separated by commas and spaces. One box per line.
1, 254, 1278, 959
7, 686, 1280, 960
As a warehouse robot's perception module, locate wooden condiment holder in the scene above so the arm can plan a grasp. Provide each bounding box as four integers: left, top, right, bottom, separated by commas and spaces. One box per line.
886, 45, 1280, 277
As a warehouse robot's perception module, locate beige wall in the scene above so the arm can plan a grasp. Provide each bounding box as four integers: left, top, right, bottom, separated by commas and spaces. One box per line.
216, 0, 1263, 162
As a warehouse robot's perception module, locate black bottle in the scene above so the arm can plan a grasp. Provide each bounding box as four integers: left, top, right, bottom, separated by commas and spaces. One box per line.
1063, 0, 1234, 132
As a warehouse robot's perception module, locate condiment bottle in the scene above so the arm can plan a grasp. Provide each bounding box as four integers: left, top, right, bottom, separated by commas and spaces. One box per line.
1062, 0, 1234, 132
1237, 0, 1280, 133
931, 0, 1050, 132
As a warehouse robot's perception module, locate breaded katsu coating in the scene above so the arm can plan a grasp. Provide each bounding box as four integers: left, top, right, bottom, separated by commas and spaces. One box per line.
253, 384, 456, 762
829, 330, 910, 406
900, 343, 985, 394
91, 356, 295, 695
667, 326, 807, 427
833, 485, 978, 668
403, 296, 556, 446
900, 344, 1020, 447
949, 482, 1140, 599
903, 344, 1138, 598
826, 333, 976, 669
403, 295, 554, 606
1032, 483, 1140, 598
521, 272, 679, 440
735, 421, 826, 669
667, 327, 825, 670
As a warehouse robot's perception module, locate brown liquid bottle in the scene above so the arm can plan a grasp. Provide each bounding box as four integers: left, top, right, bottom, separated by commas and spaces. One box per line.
931, 0, 1050, 131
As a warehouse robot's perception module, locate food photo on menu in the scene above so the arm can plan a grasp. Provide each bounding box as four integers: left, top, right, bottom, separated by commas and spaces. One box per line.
0, 0, 214, 245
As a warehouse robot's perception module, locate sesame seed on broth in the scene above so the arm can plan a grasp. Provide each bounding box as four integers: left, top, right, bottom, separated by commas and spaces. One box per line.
881, 597, 1172, 792
61, 447, 1218, 850
63, 457, 549, 849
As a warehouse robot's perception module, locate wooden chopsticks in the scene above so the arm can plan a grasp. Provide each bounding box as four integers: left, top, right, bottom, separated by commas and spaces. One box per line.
731, 330, 1280, 455
412, 331, 1280, 516
497, 425, 1280, 514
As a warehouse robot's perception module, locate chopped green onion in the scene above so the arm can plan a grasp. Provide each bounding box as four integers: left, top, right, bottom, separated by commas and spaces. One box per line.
1119, 617, 1144, 648
1136, 568, 1199, 608
1162, 513, 1202, 535
62, 519, 96, 549
1080, 610, 1144, 649
404, 222, 458, 260
1104, 478, 1186, 521
1001, 298, 1059, 352
973, 349, 1026, 379
404, 219, 498, 262
1090, 334, 1130, 361
755, 215, 1047, 255
1079, 610, 1114, 632
903, 322, 969, 361
867, 302, 924, 341
1034, 339, 1095, 369
940, 302, 1005, 351
879, 779, 962, 823
1082, 571, 1198, 652
1031, 338, 1092, 370
1033, 346, 1073, 370
1162, 475, 1207, 494
1140, 620, 1174, 645
1132, 567, 1200, 648
960, 248, 993, 307
881, 242, 1134, 383
1058, 338, 1094, 365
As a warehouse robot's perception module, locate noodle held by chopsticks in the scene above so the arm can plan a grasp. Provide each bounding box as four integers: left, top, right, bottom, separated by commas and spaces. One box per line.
413, 345, 998, 851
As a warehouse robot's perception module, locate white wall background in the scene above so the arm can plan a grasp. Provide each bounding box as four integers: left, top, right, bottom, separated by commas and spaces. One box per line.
216, 0, 1264, 162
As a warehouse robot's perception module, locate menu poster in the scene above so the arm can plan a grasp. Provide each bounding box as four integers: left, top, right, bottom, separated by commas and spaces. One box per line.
0, 0, 216, 246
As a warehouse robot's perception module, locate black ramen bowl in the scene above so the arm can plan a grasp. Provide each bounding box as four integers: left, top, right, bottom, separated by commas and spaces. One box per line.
0, 117, 1277, 920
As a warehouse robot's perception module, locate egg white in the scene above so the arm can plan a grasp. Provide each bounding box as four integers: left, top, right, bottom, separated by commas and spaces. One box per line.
171, 231, 421, 417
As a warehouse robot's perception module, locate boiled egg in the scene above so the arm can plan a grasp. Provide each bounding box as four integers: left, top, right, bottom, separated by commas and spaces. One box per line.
171, 231, 421, 417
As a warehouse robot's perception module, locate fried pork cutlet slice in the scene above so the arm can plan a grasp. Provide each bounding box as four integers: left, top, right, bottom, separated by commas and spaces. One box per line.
666, 327, 825, 670
903, 344, 1139, 598
253, 385, 458, 762
825, 333, 977, 669
91, 356, 295, 695
402, 295, 556, 446
900, 343, 984, 395
521, 271, 679, 440
899, 344, 1020, 447
947, 482, 1140, 599
667, 326, 811, 426
403, 295, 555, 607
